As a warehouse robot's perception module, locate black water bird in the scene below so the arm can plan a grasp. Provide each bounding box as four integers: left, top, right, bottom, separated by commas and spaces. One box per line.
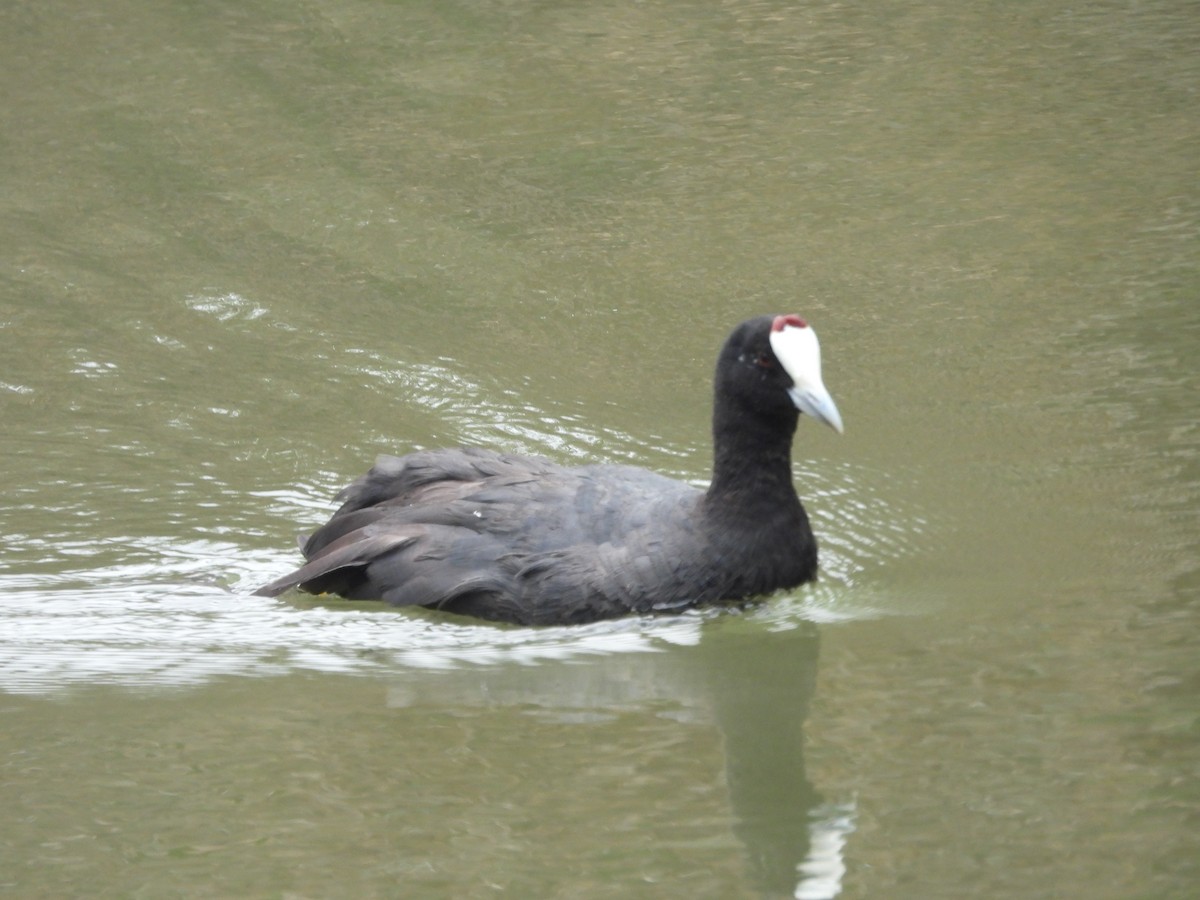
255, 315, 843, 625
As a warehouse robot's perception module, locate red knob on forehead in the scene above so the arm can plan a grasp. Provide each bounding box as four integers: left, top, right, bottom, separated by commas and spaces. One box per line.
772, 314, 808, 331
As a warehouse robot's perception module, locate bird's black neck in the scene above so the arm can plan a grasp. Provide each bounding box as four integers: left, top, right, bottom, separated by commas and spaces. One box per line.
705, 404, 803, 521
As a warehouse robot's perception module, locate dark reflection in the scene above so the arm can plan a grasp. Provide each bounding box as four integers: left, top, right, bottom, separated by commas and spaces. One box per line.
385, 616, 837, 898
697, 623, 825, 896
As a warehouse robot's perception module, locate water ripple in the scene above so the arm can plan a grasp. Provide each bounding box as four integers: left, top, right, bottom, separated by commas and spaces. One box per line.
0, 454, 925, 696
2, 338, 927, 695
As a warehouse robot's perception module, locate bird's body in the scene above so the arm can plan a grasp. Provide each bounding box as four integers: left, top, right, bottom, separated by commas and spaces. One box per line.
256, 315, 842, 625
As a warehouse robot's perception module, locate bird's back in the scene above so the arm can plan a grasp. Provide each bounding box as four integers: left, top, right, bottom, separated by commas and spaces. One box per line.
257, 447, 720, 624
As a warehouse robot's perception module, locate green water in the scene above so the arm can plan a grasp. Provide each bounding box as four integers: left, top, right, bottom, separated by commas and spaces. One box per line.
1, 1, 1197, 897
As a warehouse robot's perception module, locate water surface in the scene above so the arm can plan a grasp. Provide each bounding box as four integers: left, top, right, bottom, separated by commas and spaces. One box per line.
2, 1, 1197, 897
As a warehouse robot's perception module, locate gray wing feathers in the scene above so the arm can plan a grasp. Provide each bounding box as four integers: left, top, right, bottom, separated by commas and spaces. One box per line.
333, 448, 552, 516
255, 530, 419, 597
256, 447, 716, 623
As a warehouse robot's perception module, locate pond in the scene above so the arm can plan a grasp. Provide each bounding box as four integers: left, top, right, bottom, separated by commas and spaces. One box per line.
1, 1, 1197, 897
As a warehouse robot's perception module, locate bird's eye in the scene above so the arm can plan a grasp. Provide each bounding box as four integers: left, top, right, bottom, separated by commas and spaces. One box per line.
739, 351, 777, 370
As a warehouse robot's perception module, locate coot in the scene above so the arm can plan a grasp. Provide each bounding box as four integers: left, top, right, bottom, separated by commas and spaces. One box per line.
255, 314, 842, 625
